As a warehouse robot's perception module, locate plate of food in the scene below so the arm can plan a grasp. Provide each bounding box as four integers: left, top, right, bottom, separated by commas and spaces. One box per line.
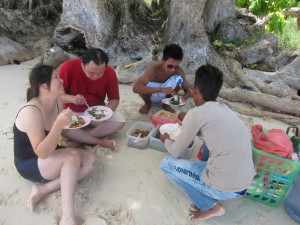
162, 96, 185, 106
159, 123, 182, 140
84, 105, 113, 121
63, 115, 91, 129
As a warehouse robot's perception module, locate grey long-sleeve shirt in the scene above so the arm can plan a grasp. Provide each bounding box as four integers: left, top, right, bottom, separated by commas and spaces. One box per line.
165, 101, 256, 192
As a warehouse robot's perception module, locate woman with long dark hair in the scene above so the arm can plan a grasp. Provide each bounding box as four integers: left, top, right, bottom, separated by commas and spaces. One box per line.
13, 65, 97, 225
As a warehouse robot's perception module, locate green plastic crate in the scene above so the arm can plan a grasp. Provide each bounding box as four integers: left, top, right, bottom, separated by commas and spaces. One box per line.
245, 143, 300, 207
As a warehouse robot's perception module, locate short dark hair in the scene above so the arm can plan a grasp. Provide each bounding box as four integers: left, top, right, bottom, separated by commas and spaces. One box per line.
163, 44, 183, 61
194, 64, 223, 101
81, 48, 109, 66
27, 64, 55, 102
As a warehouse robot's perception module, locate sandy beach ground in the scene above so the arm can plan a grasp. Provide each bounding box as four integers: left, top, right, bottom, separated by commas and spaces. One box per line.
0, 57, 298, 225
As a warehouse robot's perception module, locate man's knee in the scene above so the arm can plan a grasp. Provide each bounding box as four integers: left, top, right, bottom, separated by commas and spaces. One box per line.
160, 155, 172, 172
118, 121, 125, 130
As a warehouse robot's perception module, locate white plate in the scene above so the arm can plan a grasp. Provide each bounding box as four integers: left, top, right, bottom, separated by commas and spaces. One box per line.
63, 116, 91, 129
159, 123, 181, 140
162, 97, 185, 106
84, 105, 113, 121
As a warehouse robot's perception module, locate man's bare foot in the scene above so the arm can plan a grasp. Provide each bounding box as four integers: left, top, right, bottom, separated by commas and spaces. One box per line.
99, 139, 117, 151
139, 103, 151, 114
26, 184, 48, 211
189, 203, 225, 221
162, 103, 176, 113
59, 214, 77, 225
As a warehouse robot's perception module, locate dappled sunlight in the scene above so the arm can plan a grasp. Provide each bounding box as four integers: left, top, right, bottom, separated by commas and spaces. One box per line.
127, 198, 142, 210
129, 201, 142, 210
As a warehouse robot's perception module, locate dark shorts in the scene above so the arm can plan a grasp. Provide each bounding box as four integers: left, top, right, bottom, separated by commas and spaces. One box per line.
15, 157, 50, 183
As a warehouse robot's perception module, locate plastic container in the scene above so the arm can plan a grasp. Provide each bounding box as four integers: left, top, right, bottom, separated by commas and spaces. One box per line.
245, 142, 300, 207
150, 110, 179, 126
149, 126, 167, 152
284, 175, 300, 224
126, 122, 154, 149
149, 126, 198, 159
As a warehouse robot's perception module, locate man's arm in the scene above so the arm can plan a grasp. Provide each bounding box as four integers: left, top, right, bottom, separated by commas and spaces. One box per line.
163, 111, 198, 158
133, 64, 174, 95
176, 69, 192, 101
59, 93, 86, 105
58, 61, 87, 105
106, 99, 119, 111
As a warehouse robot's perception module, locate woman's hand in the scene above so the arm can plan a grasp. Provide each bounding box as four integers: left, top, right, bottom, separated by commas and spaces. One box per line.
73, 94, 86, 105
56, 108, 73, 127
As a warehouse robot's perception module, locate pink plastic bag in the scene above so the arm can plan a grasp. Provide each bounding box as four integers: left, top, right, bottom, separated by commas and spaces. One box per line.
252, 124, 293, 158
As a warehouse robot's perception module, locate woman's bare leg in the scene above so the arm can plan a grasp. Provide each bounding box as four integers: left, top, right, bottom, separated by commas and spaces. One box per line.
59, 150, 81, 225
26, 178, 60, 211
27, 149, 97, 225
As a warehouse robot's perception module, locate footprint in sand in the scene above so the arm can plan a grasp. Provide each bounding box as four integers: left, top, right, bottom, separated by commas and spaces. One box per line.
83, 217, 107, 225
1, 126, 13, 139
128, 169, 136, 176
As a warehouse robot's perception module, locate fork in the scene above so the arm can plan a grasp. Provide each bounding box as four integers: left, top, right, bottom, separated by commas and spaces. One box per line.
85, 103, 90, 109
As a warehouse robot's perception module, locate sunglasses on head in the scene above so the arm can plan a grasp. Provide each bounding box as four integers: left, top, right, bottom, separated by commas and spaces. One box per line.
167, 64, 180, 69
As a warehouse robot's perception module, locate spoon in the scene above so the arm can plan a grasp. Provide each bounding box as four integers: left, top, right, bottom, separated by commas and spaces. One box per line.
85, 103, 90, 109
133, 133, 142, 144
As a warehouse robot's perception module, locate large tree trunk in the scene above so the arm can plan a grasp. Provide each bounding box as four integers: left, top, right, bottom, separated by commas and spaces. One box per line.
1, 0, 299, 124
54, 0, 163, 65
0, 0, 61, 65
44, 0, 300, 124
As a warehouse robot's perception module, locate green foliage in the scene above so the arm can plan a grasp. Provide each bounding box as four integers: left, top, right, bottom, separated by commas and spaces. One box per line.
211, 31, 263, 54
266, 12, 286, 33
236, 0, 300, 34
144, 0, 153, 7
236, 0, 300, 17
278, 17, 300, 50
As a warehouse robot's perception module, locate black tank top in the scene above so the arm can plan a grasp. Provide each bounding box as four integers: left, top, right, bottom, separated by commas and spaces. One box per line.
13, 103, 59, 164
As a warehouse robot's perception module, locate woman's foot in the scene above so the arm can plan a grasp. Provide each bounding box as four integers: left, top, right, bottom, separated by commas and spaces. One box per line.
59, 214, 77, 225
99, 139, 117, 151
26, 184, 48, 211
189, 203, 225, 221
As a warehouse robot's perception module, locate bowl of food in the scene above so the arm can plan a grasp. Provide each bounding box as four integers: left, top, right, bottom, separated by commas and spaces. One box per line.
126, 122, 154, 149
159, 123, 182, 140
63, 115, 91, 129
84, 105, 113, 121
162, 96, 185, 106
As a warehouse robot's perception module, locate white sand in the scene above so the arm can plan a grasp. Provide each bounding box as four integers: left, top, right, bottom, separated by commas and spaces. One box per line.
0, 57, 298, 225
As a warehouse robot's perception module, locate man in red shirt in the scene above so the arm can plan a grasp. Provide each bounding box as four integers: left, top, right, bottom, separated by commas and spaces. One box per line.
59, 48, 125, 150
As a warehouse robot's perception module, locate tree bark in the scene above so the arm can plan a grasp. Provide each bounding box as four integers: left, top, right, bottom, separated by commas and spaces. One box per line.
1, 0, 299, 122
221, 98, 300, 125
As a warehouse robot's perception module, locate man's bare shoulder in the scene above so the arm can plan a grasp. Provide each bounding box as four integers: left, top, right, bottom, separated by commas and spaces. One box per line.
146, 62, 160, 72
143, 62, 161, 78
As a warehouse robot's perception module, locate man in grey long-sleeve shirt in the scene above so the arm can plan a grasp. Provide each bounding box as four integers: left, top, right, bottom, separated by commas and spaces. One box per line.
160, 64, 256, 221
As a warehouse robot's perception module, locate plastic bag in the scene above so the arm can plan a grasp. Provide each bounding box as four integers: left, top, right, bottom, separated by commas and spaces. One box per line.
252, 124, 293, 158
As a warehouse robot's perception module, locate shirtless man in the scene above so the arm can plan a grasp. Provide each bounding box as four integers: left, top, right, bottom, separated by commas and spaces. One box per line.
133, 44, 192, 114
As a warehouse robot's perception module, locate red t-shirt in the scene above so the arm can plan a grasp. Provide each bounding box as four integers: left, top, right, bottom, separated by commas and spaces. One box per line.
58, 58, 120, 112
